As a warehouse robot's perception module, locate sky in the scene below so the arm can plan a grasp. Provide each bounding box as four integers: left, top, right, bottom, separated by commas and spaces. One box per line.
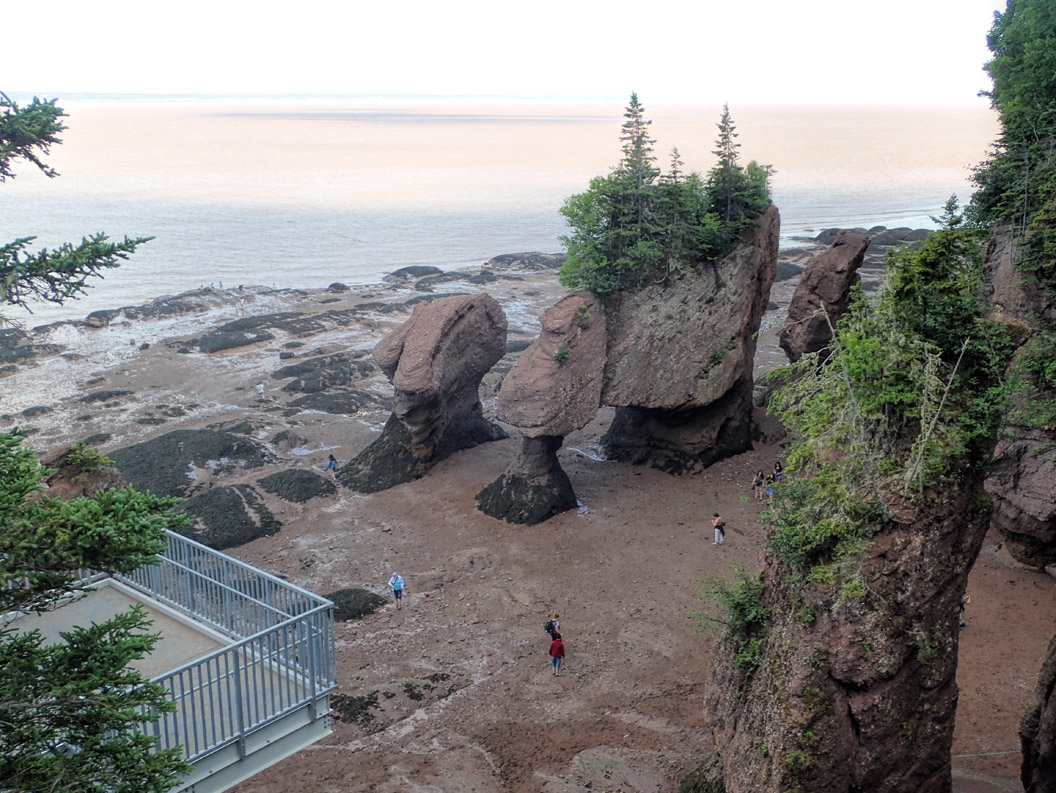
7, 0, 1005, 105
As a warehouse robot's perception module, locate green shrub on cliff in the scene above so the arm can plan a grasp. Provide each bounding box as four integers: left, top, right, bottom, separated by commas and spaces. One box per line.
767, 200, 1014, 584
558, 95, 771, 294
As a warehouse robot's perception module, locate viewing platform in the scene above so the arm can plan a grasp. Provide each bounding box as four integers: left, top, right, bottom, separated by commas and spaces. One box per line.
9, 530, 336, 793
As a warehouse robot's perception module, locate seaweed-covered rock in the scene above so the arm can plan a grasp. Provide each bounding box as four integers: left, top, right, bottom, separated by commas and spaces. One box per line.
258, 468, 336, 502
178, 484, 281, 550
326, 588, 388, 621
273, 353, 376, 393
109, 429, 269, 497
288, 390, 383, 415
475, 436, 577, 525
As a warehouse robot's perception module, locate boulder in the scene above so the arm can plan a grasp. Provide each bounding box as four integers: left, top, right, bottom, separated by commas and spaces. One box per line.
779, 230, 869, 362
109, 429, 270, 498
1021, 633, 1056, 793
178, 484, 281, 550
340, 294, 508, 492
600, 204, 780, 473
258, 468, 337, 502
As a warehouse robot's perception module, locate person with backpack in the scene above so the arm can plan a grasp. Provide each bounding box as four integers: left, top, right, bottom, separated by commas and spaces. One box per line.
712, 513, 726, 545
549, 633, 566, 675
544, 613, 560, 640
387, 572, 405, 609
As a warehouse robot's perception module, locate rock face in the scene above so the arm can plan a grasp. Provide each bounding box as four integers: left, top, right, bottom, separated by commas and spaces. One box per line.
779, 231, 869, 362
983, 224, 1056, 569
476, 294, 605, 524
1021, 633, 1056, 793
341, 294, 508, 493
601, 204, 780, 473
707, 486, 991, 793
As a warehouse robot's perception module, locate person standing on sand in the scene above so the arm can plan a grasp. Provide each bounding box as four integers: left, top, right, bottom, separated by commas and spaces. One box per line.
712, 513, 726, 545
326, 454, 338, 480
549, 634, 565, 675
751, 470, 765, 500
387, 572, 405, 609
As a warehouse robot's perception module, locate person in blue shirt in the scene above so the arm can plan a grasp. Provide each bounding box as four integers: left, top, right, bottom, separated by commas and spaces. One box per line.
387, 573, 405, 609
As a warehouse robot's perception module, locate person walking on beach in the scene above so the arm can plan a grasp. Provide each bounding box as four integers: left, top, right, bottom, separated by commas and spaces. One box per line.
712, 513, 726, 545
326, 454, 338, 480
387, 572, 405, 609
549, 633, 565, 675
751, 470, 765, 500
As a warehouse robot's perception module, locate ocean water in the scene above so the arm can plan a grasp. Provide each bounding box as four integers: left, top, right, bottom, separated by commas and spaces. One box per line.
0, 99, 998, 327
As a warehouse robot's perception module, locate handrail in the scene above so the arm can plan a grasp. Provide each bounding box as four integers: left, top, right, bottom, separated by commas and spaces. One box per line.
109, 530, 336, 764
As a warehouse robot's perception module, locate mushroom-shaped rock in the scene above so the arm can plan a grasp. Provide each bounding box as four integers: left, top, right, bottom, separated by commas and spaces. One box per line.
341, 294, 508, 493
600, 205, 780, 473
779, 230, 869, 362
476, 294, 606, 524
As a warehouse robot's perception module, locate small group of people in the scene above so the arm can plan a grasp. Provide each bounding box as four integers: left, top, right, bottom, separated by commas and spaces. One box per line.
750, 460, 784, 502
545, 613, 565, 675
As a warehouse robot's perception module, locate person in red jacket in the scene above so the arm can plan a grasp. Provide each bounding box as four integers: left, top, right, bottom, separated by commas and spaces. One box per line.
549, 634, 565, 675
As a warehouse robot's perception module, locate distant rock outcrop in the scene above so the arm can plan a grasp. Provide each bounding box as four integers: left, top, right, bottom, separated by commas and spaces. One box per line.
600, 204, 780, 473
476, 294, 605, 523
340, 294, 508, 493
779, 230, 869, 362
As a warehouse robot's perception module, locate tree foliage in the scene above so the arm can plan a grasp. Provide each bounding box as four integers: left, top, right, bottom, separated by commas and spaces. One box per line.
0, 93, 150, 322
559, 94, 771, 294
968, 0, 1056, 272
0, 95, 189, 792
0, 429, 192, 793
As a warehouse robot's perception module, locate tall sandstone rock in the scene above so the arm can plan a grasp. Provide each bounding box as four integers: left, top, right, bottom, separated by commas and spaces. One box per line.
601, 204, 780, 473
983, 224, 1056, 791
779, 230, 869, 363
340, 294, 508, 493
475, 294, 605, 524
983, 225, 1056, 570
703, 486, 990, 793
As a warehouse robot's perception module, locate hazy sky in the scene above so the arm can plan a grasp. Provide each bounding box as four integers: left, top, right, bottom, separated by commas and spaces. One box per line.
7, 0, 1005, 105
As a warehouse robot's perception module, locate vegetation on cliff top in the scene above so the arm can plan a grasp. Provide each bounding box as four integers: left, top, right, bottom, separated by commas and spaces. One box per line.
968, 0, 1056, 434
767, 198, 1014, 590
558, 94, 771, 294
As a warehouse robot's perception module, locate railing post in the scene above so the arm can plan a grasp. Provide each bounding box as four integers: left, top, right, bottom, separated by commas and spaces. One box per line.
231, 650, 247, 759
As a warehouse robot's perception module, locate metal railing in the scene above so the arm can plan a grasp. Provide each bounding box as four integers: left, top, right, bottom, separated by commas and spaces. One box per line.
114, 530, 335, 764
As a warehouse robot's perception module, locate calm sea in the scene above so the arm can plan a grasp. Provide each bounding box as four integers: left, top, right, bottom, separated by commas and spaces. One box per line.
1, 99, 998, 326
